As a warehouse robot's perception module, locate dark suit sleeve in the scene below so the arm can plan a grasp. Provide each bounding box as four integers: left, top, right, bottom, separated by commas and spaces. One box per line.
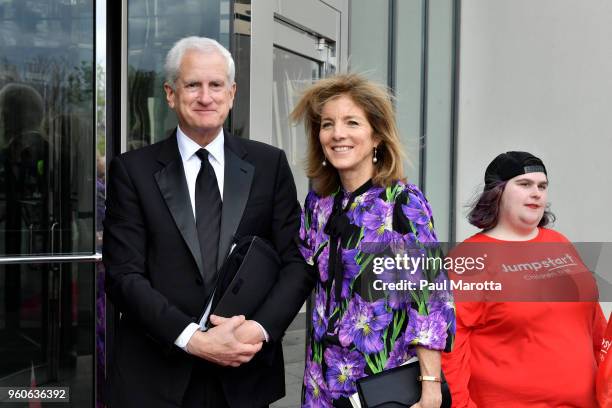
103, 156, 192, 348
251, 150, 316, 342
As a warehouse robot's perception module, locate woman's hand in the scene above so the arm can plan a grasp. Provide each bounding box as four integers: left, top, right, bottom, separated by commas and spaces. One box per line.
411, 346, 443, 408
410, 380, 442, 408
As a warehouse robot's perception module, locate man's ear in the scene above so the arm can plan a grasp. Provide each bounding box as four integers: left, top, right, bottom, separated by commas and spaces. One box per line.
163, 83, 175, 109
228, 82, 237, 109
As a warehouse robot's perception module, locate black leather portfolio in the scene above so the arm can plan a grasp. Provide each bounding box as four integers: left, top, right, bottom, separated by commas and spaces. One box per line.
356, 360, 451, 408
210, 236, 280, 319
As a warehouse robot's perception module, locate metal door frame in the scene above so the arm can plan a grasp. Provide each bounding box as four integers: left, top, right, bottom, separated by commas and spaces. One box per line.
249, 0, 348, 145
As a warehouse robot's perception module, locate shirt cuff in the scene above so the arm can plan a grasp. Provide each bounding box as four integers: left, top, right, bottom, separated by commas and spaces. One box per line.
174, 323, 200, 352
252, 320, 269, 342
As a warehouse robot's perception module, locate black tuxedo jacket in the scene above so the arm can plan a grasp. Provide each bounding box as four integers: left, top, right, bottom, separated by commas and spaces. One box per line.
103, 131, 314, 407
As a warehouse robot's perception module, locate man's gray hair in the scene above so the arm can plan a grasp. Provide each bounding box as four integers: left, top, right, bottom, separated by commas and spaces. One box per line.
164, 36, 235, 89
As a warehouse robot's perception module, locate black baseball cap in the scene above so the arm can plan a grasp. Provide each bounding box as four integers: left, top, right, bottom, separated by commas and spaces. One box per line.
484, 151, 547, 188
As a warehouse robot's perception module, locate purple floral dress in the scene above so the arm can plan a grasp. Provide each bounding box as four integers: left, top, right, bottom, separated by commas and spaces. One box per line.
299, 180, 455, 407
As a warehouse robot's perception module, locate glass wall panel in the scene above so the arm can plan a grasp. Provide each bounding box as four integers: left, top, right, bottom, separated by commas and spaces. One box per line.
0, 1, 96, 405
348, 0, 389, 85
424, 0, 455, 241
127, 0, 231, 150
0, 261, 95, 406
231, 0, 251, 139
349, 0, 425, 185
272, 47, 321, 204
395, 0, 424, 183
0, 0, 96, 256
348, 0, 458, 241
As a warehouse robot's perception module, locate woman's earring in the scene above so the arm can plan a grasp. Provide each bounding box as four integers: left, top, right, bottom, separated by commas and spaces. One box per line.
322, 158, 327, 167
373, 147, 378, 164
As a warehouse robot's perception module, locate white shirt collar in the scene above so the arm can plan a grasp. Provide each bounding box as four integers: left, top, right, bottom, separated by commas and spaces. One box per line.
176, 126, 225, 166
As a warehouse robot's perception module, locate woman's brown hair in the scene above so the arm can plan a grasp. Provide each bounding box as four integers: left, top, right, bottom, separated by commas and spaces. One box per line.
291, 73, 405, 196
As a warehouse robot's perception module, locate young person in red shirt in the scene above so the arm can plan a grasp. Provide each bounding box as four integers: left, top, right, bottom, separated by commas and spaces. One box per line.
442, 151, 606, 407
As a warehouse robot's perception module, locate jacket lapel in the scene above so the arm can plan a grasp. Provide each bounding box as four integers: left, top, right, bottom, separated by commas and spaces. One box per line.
217, 134, 254, 270
154, 133, 205, 277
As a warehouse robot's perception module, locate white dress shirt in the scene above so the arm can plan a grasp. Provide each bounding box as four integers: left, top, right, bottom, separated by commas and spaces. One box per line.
173, 127, 268, 351
176, 126, 225, 217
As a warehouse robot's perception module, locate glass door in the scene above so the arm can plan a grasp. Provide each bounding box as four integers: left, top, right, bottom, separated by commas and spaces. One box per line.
0, 1, 98, 405
249, 0, 346, 203
272, 46, 324, 203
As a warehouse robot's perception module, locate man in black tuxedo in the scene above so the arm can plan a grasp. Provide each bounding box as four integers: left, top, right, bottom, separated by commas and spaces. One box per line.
103, 36, 314, 408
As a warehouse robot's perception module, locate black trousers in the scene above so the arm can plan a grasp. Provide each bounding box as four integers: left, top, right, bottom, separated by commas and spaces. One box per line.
182, 361, 270, 408
182, 361, 228, 408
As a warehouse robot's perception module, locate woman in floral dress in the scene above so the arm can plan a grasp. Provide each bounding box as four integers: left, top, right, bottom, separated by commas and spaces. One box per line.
291, 73, 455, 408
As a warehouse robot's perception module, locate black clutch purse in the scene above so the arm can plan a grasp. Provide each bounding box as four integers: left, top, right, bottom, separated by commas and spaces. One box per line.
356, 360, 451, 408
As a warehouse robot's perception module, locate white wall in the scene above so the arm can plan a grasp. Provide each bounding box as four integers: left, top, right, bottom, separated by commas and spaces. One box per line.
456, 0, 612, 242
455, 0, 612, 315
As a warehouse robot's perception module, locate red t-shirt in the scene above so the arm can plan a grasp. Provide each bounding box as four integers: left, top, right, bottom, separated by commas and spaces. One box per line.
442, 228, 607, 407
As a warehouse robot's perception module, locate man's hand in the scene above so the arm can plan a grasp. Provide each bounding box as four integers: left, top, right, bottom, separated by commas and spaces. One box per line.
185, 315, 262, 367
209, 315, 266, 345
